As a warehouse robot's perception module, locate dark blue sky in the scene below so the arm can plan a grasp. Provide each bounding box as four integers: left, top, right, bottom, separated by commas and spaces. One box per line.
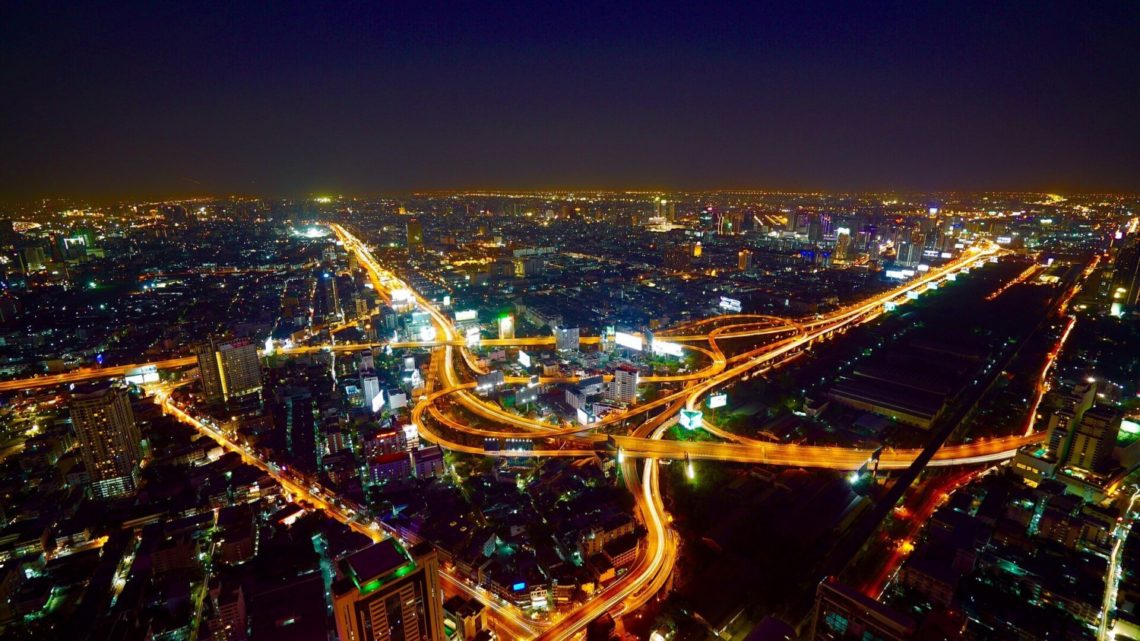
2, 1, 1138, 198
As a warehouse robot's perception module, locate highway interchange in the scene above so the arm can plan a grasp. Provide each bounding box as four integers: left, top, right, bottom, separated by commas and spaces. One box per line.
2, 223, 1052, 640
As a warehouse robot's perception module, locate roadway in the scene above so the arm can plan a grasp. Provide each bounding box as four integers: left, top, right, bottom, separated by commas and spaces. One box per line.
2, 222, 1024, 640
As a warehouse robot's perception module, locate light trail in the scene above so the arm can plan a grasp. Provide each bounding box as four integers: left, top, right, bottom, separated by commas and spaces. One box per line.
1099, 488, 1139, 641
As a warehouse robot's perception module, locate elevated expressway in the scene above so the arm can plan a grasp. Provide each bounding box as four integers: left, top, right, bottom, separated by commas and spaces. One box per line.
331, 224, 1032, 639
0, 223, 1029, 640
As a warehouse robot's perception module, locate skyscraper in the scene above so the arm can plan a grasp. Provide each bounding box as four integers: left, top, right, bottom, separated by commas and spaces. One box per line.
1111, 236, 1140, 313
1067, 405, 1121, 473
407, 218, 424, 253
333, 540, 445, 641
195, 337, 263, 403
738, 249, 752, 271
69, 383, 142, 498
834, 232, 852, 262
608, 365, 639, 404
362, 372, 383, 413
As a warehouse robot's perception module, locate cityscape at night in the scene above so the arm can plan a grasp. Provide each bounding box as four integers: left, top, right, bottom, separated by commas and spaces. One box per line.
1, 4, 1139, 641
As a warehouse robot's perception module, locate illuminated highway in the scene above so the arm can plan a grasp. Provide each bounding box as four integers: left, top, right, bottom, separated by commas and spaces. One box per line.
0, 222, 1028, 640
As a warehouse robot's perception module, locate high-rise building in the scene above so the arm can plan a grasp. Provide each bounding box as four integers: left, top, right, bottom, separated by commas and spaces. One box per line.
333, 540, 445, 641
834, 232, 852, 262
738, 249, 752, 271
608, 365, 639, 404
1111, 236, 1140, 313
196, 337, 263, 403
279, 387, 318, 468
362, 372, 383, 413
809, 578, 915, 640
554, 326, 580, 351
655, 197, 675, 222
1067, 405, 1121, 473
69, 383, 142, 498
407, 218, 424, 252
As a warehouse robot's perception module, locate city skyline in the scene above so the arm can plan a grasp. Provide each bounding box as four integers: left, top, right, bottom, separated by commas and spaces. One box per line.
2, 2, 1139, 640
3, 3, 1140, 199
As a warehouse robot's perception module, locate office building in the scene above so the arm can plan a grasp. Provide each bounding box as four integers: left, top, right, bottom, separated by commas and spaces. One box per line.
810, 578, 915, 641
655, 197, 675, 222
738, 249, 752, 271
834, 232, 852, 262
69, 383, 142, 498
362, 372, 383, 413
608, 365, 639, 404
333, 540, 445, 641
196, 337, 263, 403
1067, 406, 1122, 473
554, 326, 580, 351
407, 218, 424, 252
1111, 236, 1140, 312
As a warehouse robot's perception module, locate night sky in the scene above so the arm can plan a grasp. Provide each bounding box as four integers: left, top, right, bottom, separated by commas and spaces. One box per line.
2, 1, 1138, 199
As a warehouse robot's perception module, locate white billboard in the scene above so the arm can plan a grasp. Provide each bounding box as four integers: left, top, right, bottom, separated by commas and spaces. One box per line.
614, 332, 643, 351
719, 296, 743, 312
518, 350, 532, 368
652, 341, 684, 357
707, 393, 727, 409
455, 309, 478, 322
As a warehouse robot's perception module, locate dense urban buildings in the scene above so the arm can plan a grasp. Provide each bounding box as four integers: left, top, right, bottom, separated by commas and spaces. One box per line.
0, 191, 1136, 641
6, 4, 1140, 641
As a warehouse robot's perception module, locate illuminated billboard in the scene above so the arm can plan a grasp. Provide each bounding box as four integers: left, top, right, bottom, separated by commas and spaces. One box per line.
371, 390, 385, 413
679, 409, 703, 430
996, 236, 1012, 245
652, 341, 684, 357
518, 350, 532, 368
707, 393, 727, 409
614, 332, 643, 351
916, 264, 930, 272
719, 296, 743, 312
498, 315, 514, 339
390, 288, 412, 303
465, 326, 481, 346
884, 269, 908, 280
884, 301, 898, 312
455, 309, 478, 322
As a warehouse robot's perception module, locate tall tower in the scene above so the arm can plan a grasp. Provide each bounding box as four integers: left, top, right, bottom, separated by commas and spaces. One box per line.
738, 249, 752, 271
70, 383, 142, 498
196, 337, 263, 403
407, 218, 424, 253
333, 540, 445, 641
1067, 406, 1121, 473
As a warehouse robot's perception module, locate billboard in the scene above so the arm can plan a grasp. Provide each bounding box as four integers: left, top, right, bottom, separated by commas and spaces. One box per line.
498, 315, 514, 339
884, 269, 908, 280
455, 309, 478, 322
707, 393, 727, 409
466, 326, 481, 346
614, 331, 643, 351
652, 341, 684, 357
679, 409, 703, 430
719, 296, 743, 312
390, 288, 412, 303
518, 350, 532, 368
